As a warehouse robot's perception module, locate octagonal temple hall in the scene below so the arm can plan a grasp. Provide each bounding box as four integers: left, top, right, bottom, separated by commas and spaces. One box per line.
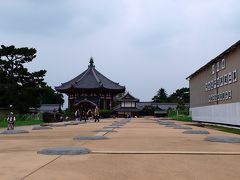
55, 57, 125, 110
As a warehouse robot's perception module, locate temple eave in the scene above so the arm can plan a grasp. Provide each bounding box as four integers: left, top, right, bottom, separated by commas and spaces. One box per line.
55, 87, 125, 93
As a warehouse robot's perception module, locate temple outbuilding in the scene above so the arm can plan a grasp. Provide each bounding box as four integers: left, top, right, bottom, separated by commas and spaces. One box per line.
55, 58, 125, 111
114, 92, 141, 117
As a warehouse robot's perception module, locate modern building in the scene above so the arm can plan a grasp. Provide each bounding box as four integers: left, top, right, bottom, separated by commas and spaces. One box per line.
187, 40, 240, 126
55, 58, 125, 111
114, 92, 141, 117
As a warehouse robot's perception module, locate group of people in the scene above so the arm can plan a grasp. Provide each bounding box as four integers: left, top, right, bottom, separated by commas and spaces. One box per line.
4, 106, 99, 131
74, 105, 99, 122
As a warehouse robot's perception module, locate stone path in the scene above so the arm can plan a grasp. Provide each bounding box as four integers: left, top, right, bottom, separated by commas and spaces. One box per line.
0, 118, 240, 180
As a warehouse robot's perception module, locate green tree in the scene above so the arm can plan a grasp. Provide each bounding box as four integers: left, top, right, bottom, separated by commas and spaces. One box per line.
168, 87, 189, 103
152, 88, 168, 103
40, 86, 64, 105
0, 45, 46, 112
168, 87, 189, 110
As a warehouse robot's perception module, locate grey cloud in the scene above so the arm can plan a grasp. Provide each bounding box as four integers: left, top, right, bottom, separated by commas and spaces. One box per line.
1, 0, 240, 105
0, 1, 73, 36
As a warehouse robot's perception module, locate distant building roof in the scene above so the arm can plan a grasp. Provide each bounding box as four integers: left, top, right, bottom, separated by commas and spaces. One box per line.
30, 104, 60, 113
136, 102, 189, 110
187, 40, 240, 79
120, 92, 139, 102
55, 57, 125, 93
114, 106, 141, 112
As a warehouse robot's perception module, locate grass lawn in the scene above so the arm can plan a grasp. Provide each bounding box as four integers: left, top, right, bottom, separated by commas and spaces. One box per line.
204, 125, 240, 135
167, 110, 192, 122
0, 119, 43, 128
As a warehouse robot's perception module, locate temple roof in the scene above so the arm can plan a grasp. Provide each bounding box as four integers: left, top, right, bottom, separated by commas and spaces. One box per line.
114, 106, 141, 112
55, 57, 125, 92
119, 92, 139, 102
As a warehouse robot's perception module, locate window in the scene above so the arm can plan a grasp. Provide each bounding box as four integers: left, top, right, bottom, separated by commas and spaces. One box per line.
224, 74, 228, 85
228, 90, 232, 99
220, 76, 223, 86
225, 91, 228, 100
228, 72, 232, 84
212, 64, 215, 74
222, 92, 225, 100
211, 80, 214, 90
205, 82, 208, 91
221, 59, 225, 69
217, 62, 220, 72
217, 77, 220, 87
208, 95, 211, 102
213, 79, 216, 89
233, 70, 237, 82
208, 81, 211, 90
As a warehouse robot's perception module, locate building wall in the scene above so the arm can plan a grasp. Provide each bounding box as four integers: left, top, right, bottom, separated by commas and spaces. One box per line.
190, 46, 240, 108
189, 45, 240, 125
121, 102, 136, 107
191, 102, 240, 125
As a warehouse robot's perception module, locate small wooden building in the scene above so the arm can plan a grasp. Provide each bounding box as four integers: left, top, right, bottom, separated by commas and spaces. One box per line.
55, 58, 125, 111
114, 92, 141, 117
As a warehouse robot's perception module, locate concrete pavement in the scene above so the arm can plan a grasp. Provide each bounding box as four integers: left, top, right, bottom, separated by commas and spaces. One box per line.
0, 118, 240, 180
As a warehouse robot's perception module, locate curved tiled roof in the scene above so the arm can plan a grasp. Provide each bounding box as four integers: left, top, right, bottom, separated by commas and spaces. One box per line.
55, 58, 125, 92
120, 92, 139, 102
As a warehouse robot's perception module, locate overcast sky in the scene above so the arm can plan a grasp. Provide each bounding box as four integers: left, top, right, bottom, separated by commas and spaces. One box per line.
1, 0, 239, 107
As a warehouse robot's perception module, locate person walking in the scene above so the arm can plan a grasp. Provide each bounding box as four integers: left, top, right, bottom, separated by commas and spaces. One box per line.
87, 109, 92, 120
74, 109, 80, 121
7, 112, 16, 130
82, 109, 87, 122
94, 106, 100, 122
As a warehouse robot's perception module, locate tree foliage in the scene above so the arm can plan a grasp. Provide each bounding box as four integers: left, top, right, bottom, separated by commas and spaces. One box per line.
152, 88, 168, 103
152, 87, 190, 110
141, 105, 155, 116
168, 87, 190, 104
0, 45, 64, 113
41, 86, 64, 105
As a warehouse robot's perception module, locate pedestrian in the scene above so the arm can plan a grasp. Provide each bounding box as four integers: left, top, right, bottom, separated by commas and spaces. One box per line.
74, 109, 80, 121
7, 112, 16, 130
87, 109, 92, 120
94, 106, 100, 122
82, 110, 87, 122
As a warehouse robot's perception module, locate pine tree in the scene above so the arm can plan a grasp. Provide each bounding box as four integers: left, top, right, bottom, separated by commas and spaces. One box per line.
0, 45, 47, 112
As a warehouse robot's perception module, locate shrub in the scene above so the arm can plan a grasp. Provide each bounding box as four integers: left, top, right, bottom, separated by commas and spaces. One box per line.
42, 112, 64, 123
99, 109, 112, 118
141, 106, 155, 116
167, 110, 192, 122
64, 108, 74, 117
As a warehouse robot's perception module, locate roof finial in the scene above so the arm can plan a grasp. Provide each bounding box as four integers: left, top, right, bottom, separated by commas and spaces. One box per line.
89, 57, 95, 68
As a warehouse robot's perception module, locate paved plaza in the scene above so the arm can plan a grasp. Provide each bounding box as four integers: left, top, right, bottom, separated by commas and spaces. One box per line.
1, 118, 240, 180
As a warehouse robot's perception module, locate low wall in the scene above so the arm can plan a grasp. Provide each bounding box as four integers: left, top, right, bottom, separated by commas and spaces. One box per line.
191, 102, 240, 126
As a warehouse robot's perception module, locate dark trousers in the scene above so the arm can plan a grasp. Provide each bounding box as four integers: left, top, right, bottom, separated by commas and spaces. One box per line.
81, 115, 87, 122
7, 122, 14, 130
94, 115, 99, 122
